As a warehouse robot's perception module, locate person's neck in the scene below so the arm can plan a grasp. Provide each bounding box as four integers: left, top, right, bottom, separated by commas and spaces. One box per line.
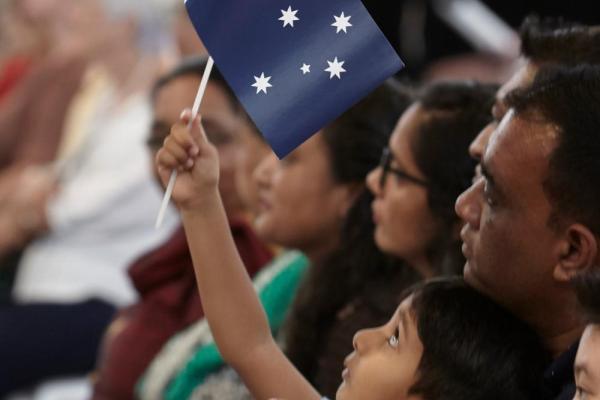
411, 255, 435, 279
303, 238, 339, 266
523, 294, 584, 358
543, 325, 583, 358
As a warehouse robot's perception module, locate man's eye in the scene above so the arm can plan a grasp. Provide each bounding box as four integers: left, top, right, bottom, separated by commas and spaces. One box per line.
483, 181, 496, 207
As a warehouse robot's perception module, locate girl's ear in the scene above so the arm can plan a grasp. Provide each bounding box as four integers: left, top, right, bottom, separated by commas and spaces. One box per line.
336, 183, 364, 220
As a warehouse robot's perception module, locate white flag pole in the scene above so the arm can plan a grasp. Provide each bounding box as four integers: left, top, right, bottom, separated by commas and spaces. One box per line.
155, 56, 215, 229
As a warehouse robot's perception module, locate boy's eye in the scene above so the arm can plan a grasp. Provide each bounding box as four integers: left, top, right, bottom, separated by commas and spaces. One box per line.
387, 327, 400, 348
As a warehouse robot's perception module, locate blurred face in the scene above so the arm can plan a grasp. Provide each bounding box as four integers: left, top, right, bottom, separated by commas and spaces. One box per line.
366, 104, 442, 276
234, 124, 271, 216
150, 74, 245, 217
16, 0, 60, 25
455, 110, 561, 314
470, 60, 539, 180
337, 297, 423, 400
252, 133, 351, 256
574, 324, 600, 400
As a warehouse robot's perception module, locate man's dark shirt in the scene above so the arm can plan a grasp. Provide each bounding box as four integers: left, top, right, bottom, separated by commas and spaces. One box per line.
542, 341, 579, 400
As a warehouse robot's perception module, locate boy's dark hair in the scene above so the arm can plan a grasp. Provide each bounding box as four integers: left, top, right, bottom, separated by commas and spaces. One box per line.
505, 64, 600, 235
408, 277, 547, 400
151, 56, 240, 112
519, 16, 600, 65
574, 269, 600, 324
414, 81, 497, 275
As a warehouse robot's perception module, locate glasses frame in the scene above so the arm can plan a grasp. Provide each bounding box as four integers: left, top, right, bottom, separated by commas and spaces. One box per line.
379, 147, 430, 189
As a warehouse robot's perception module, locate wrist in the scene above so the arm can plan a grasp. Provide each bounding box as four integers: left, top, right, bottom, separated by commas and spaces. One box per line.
179, 189, 222, 216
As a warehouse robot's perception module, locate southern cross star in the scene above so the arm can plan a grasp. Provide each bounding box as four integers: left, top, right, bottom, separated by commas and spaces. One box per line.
279, 6, 299, 28
252, 73, 272, 94
332, 12, 352, 33
300, 63, 311, 75
325, 58, 346, 79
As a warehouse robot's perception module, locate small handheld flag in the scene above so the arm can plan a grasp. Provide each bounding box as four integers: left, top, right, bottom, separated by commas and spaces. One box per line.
185, 0, 404, 158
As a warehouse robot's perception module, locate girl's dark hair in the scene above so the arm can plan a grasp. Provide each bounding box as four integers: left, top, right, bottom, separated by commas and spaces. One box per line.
284, 81, 419, 389
408, 277, 548, 400
413, 81, 498, 275
151, 56, 240, 112
152, 56, 263, 138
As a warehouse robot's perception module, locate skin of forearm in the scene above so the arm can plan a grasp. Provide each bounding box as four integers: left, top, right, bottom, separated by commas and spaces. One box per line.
180, 191, 274, 367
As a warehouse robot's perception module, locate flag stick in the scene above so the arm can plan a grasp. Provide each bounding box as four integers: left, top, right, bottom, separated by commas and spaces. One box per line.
155, 56, 215, 229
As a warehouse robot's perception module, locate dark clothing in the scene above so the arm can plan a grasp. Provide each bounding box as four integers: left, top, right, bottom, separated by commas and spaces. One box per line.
542, 341, 579, 400
0, 249, 21, 298
0, 299, 116, 396
92, 220, 272, 400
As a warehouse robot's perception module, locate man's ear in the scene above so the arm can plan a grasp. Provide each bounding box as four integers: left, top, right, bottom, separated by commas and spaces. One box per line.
553, 224, 599, 282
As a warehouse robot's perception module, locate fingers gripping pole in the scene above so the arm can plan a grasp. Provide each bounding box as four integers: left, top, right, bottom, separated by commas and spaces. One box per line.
155, 56, 215, 229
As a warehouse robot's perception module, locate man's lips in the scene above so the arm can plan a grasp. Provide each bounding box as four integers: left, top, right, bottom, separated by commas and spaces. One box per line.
460, 226, 472, 259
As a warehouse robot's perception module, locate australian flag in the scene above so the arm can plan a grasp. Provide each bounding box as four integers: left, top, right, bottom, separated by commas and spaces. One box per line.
185, 0, 404, 158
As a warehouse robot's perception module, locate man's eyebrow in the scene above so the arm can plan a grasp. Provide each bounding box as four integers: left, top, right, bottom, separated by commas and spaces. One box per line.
492, 99, 508, 122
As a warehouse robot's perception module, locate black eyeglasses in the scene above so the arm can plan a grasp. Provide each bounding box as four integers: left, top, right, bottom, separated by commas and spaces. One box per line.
379, 147, 430, 189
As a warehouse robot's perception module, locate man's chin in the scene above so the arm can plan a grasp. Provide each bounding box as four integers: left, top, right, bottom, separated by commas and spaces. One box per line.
464, 260, 486, 294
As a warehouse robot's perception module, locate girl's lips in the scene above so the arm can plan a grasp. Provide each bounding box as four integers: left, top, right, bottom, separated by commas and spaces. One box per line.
257, 194, 272, 211
371, 203, 382, 224
341, 368, 350, 381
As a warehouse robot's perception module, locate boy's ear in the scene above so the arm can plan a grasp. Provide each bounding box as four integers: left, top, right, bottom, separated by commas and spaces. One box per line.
553, 224, 598, 282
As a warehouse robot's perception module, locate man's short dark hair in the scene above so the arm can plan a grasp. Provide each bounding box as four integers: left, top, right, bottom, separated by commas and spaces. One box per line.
519, 16, 600, 65
506, 64, 600, 235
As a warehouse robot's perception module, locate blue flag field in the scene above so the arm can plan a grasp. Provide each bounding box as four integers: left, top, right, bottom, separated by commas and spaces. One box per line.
185, 0, 404, 158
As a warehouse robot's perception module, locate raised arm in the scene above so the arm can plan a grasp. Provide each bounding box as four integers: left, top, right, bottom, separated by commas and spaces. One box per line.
156, 111, 321, 400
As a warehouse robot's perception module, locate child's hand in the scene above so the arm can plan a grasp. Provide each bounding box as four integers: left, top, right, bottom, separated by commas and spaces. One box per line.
156, 109, 220, 210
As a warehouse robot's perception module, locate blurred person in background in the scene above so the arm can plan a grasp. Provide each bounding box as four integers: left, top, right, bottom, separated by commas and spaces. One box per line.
90, 56, 273, 400
0, 0, 181, 396
140, 83, 413, 400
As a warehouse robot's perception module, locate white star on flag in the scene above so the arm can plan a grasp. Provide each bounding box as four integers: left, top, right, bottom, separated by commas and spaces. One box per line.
332, 12, 352, 33
325, 57, 346, 79
279, 6, 299, 28
252, 73, 272, 94
300, 63, 311, 75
